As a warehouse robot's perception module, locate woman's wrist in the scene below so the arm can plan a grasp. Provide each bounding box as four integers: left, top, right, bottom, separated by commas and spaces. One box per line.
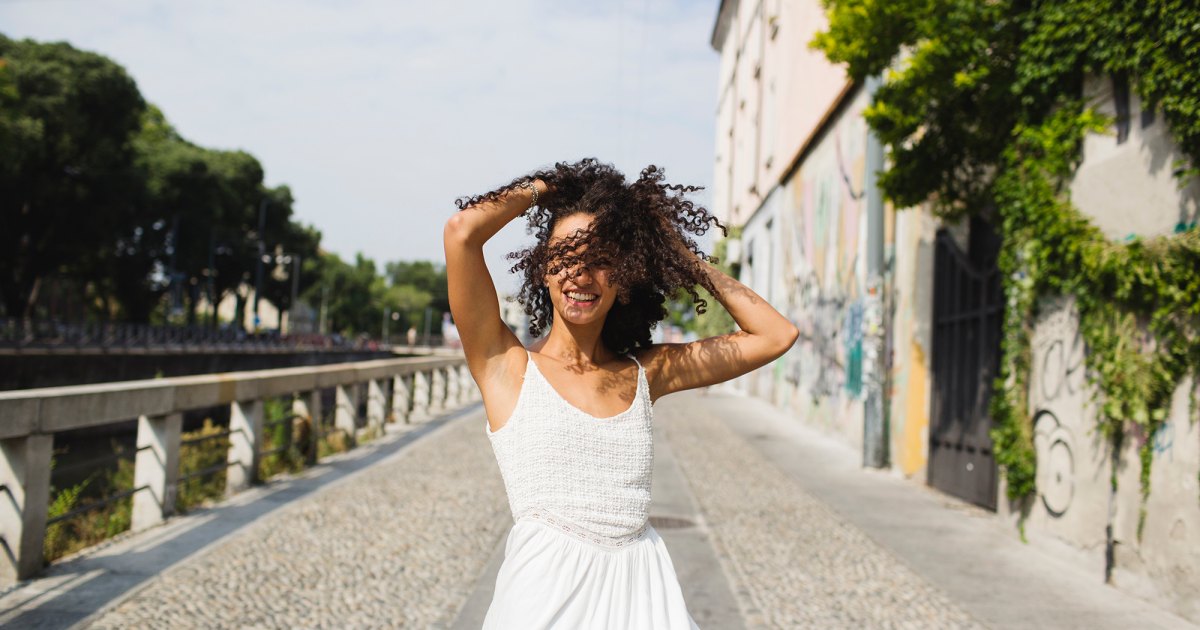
514, 178, 549, 211
531, 178, 550, 205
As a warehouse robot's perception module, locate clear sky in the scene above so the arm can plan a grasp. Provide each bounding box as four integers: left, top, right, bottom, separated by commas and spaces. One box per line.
0, 0, 720, 294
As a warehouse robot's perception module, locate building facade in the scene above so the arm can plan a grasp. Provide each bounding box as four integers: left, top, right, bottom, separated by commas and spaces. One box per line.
710, 0, 1199, 620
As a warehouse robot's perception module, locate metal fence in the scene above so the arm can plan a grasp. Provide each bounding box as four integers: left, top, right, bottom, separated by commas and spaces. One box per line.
0, 318, 450, 352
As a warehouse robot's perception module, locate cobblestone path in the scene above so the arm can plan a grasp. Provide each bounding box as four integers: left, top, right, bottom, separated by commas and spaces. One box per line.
90, 416, 509, 629
87, 391, 985, 630
658, 393, 982, 630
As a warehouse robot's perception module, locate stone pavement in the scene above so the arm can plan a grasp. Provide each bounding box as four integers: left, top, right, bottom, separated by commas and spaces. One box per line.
657, 390, 1196, 630
0, 390, 1194, 629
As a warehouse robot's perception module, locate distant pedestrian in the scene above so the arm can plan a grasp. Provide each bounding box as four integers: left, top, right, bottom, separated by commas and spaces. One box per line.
445, 158, 798, 629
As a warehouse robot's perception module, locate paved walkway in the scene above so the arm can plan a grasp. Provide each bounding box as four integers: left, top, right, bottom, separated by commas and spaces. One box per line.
0, 391, 1194, 629
659, 391, 1195, 630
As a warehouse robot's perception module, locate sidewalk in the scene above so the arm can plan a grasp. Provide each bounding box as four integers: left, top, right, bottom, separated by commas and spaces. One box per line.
668, 389, 1196, 629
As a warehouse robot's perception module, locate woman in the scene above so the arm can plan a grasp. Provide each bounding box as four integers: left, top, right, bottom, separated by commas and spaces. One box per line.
444, 158, 798, 629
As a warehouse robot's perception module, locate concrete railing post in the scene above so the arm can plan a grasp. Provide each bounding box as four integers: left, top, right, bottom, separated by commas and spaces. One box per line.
452, 364, 463, 404
334, 384, 358, 448
429, 368, 445, 414
293, 391, 321, 466
366, 379, 386, 432
457, 364, 475, 403
391, 374, 411, 424
226, 399, 263, 496
381, 378, 394, 424
0, 434, 53, 583
131, 412, 182, 532
412, 370, 430, 421
445, 366, 460, 408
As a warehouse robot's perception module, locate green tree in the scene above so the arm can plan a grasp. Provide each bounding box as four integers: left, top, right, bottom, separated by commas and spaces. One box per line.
0, 34, 322, 326
305, 251, 383, 336
133, 104, 318, 329
0, 35, 146, 318
380, 283, 432, 333
385, 260, 449, 333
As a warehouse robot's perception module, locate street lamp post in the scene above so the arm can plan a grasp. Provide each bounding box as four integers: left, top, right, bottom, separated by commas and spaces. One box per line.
252, 197, 268, 332
318, 282, 328, 335
289, 254, 301, 334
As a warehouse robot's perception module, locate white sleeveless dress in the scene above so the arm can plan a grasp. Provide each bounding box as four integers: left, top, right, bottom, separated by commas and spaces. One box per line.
482, 350, 700, 629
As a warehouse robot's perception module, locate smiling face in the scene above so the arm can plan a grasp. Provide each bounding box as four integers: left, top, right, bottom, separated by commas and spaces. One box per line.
544, 212, 619, 328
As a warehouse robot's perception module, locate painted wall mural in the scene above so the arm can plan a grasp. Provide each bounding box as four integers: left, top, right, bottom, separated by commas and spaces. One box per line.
887, 208, 937, 478
756, 89, 872, 442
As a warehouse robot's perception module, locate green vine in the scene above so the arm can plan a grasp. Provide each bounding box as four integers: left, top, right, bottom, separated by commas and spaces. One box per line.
814, 0, 1200, 517
991, 107, 1200, 521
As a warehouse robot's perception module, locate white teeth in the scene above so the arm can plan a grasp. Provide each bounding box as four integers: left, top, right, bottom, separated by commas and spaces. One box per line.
566, 291, 598, 301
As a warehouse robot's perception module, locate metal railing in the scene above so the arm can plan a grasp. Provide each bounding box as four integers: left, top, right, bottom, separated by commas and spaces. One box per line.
0, 353, 476, 584
0, 318, 395, 352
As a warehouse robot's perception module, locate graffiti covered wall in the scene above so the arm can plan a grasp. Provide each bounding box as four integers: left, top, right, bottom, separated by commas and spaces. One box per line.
886, 207, 938, 479
736, 87, 872, 446
1004, 77, 1200, 619
1016, 297, 1200, 620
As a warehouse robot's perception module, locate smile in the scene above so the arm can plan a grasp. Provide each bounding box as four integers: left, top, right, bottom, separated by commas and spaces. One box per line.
565, 290, 599, 307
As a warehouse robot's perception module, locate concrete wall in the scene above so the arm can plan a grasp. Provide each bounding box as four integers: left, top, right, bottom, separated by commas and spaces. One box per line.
711, 0, 848, 228
1071, 75, 1200, 239
886, 206, 938, 480
998, 74, 1200, 621
735, 86, 872, 448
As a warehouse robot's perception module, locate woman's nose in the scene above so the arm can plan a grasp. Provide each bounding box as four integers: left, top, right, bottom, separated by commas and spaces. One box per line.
571, 265, 595, 284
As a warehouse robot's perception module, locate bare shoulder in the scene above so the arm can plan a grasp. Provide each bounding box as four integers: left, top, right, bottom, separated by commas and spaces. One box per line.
630, 342, 680, 369
629, 344, 677, 402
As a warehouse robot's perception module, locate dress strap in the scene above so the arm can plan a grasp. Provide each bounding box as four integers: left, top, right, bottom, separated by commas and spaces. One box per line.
625, 352, 643, 370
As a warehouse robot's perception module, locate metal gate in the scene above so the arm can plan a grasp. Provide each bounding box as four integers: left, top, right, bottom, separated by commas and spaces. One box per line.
928, 220, 1002, 510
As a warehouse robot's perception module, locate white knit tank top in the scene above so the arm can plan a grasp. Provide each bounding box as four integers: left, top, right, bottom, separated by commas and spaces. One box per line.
485, 350, 653, 549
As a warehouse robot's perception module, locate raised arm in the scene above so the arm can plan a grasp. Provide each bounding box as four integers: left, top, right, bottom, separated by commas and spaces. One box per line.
443, 179, 549, 378
641, 260, 799, 401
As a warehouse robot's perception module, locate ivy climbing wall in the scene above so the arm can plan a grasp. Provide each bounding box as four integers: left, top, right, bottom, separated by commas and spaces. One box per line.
997, 76, 1200, 619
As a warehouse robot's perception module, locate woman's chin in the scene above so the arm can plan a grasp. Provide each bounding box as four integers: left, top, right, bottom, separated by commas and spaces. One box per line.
558, 306, 608, 326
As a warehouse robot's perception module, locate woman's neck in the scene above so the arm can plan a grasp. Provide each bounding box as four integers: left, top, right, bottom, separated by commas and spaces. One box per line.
536, 317, 614, 367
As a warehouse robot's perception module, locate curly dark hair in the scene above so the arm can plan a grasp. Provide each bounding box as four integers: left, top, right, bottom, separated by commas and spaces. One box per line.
453, 158, 726, 355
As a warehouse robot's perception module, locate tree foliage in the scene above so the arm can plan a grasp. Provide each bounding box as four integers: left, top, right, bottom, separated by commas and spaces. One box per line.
0, 35, 325, 326
300, 256, 448, 338
0, 34, 146, 318
1, 33, 445, 340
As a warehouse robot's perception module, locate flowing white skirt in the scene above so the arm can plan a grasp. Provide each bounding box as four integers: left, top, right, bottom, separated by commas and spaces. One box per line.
482, 517, 701, 629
